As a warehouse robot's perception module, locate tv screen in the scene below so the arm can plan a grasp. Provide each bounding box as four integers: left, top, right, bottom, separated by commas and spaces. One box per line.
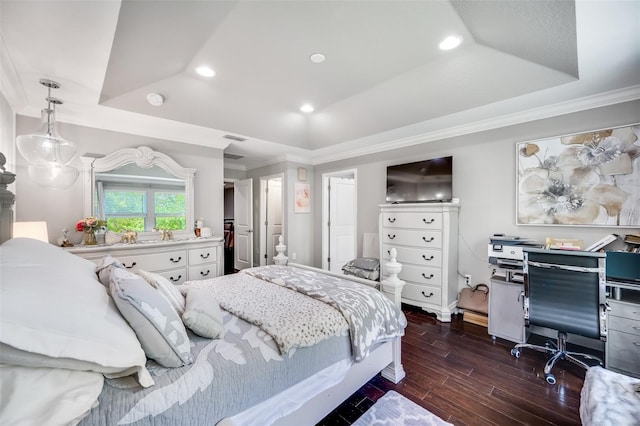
386, 156, 453, 203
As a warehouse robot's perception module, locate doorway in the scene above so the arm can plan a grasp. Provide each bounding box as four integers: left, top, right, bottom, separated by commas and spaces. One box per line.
223, 181, 235, 274
259, 174, 284, 265
322, 170, 357, 273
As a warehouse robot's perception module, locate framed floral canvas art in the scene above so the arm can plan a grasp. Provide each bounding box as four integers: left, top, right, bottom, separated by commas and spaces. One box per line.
516, 123, 640, 227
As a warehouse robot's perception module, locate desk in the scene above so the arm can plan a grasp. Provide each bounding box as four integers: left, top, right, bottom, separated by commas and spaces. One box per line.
488, 262, 640, 378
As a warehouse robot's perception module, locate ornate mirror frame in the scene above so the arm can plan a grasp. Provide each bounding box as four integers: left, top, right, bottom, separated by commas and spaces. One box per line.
81, 146, 196, 236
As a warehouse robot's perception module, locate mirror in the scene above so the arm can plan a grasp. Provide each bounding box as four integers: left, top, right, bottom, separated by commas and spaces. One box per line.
82, 146, 195, 236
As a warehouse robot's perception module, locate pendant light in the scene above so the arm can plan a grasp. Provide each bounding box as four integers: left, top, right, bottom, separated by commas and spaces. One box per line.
16, 79, 79, 189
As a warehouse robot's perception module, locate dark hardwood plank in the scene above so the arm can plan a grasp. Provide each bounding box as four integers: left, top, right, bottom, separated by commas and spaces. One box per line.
317, 306, 584, 425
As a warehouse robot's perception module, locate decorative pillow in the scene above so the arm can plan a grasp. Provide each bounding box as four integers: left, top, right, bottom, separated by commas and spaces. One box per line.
0, 238, 152, 387
182, 288, 225, 339
95, 254, 125, 286
137, 269, 186, 315
109, 267, 193, 367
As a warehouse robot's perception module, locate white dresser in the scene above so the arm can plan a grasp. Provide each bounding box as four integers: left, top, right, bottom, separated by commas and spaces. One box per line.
379, 203, 460, 322
66, 237, 224, 285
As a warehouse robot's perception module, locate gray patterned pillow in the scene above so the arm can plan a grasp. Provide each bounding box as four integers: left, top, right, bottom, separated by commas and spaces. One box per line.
95, 254, 125, 287
109, 268, 193, 367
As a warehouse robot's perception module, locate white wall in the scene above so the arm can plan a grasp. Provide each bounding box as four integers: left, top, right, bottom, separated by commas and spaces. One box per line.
15, 115, 225, 244
246, 161, 314, 266
0, 90, 15, 177
313, 100, 640, 292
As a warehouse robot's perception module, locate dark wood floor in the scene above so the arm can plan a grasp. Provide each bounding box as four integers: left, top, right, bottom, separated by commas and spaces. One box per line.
317, 305, 587, 425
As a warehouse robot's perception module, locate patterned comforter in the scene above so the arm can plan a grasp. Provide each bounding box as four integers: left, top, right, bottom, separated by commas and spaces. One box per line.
243, 265, 407, 361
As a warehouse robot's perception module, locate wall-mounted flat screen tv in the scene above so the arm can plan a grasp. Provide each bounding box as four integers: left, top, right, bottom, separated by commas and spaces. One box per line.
386, 156, 453, 203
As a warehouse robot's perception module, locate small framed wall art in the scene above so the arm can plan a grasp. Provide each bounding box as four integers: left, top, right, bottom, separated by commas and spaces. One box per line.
294, 182, 310, 213
516, 123, 640, 227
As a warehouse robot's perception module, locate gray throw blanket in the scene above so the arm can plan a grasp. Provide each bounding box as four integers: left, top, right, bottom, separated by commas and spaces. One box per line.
243, 265, 407, 362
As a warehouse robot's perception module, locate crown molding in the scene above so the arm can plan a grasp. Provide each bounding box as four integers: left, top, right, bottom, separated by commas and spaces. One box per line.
310, 85, 640, 165
0, 34, 27, 112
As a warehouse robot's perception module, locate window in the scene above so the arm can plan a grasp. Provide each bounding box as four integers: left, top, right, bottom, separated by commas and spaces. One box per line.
100, 185, 186, 233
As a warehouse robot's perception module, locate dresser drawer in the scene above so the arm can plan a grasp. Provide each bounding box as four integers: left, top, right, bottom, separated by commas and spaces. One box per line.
189, 264, 216, 280
402, 283, 442, 305
117, 249, 187, 271
607, 330, 640, 374
400, 264, 442, 286
609, 315, 640, 335
609, 300, 640, 320
382, 244, 442, 268
155, 268, 187, 285
382, 212, 442, 229
382, 229, 442, 248
189, 246, 217, 266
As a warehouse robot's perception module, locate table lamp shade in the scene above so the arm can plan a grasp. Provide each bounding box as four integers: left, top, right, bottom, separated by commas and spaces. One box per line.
13, 221, 49, 242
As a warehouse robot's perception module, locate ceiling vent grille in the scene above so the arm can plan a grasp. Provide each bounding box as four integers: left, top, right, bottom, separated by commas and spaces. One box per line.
223, 134, 247, 142
224, 153, 244, 160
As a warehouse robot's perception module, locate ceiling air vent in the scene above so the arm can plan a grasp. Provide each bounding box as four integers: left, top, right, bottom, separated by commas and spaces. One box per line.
223, 134, 247, 142
224, 153, 244, 160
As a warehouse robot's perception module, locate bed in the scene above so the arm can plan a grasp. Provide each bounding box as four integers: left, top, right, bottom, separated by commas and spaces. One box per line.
0, 179, 406, 425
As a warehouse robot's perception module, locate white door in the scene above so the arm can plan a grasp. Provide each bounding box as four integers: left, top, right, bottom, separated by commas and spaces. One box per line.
328, 176, 355, 273
234, 178, 253, 270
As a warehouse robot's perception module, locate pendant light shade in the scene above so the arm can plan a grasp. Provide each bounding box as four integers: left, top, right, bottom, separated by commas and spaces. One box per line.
17, 107, 76, 166
16, 79, 79, 189
27, 164, 79, 190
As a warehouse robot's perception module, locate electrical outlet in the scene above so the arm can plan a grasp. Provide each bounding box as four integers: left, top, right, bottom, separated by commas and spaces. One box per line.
464, 274, 472, 286
292, 253, 297, 260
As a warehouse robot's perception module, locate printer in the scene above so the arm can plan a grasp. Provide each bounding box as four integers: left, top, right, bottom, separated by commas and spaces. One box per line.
488, 235, 543, 281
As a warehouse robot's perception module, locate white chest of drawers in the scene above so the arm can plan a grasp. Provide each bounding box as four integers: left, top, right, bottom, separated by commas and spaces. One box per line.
66, 237, 224, 285
380, 203, 460, 322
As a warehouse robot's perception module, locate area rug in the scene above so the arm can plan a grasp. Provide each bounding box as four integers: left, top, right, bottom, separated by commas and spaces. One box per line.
353, 391, 452, 426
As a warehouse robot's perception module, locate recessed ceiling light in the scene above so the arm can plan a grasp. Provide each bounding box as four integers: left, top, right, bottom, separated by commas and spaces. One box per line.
309, 53, 326, 64
439, 35, 463, 51
300, 104, 314, 113
195, 65, 216, 77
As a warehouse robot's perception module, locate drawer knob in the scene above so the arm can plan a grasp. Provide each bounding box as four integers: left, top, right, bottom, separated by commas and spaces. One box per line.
422, 255, 434, 261
170, 256, 182, 263
123, 262, 137, 269
421, 291, 434, 298
422, 273, 434, 279
200, 270, 210, 277
200, 253, 210, 259
422, 236, 435, 243
423, 218, 435, 224
169, 275, 182, 282
387, 234, 396, 240
387, 217, 397, 223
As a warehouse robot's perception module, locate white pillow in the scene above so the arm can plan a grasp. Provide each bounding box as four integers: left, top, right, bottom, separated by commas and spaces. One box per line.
137, 269, 186, 315
0, 364, 103, 426
182, 287, 225, 339
0, 238, 153, 387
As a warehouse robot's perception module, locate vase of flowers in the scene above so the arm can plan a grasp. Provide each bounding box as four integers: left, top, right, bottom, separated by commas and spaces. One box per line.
76, 217, 107, 246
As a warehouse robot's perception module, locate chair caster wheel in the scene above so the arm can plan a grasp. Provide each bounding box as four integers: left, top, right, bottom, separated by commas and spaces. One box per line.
545, 374, 556, 385
511, 349, 520, 358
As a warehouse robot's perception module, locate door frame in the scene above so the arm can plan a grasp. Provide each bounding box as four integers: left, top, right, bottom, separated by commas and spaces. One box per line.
259, 173, 284, 266
321, 169, 357, 271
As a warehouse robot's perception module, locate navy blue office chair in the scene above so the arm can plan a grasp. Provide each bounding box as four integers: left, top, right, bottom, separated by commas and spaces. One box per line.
511, 248, 608, 384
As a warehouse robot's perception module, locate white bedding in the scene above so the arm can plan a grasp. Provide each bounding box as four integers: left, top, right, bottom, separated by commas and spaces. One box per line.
580, 366, 640, 426
0, 364, 104, 426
